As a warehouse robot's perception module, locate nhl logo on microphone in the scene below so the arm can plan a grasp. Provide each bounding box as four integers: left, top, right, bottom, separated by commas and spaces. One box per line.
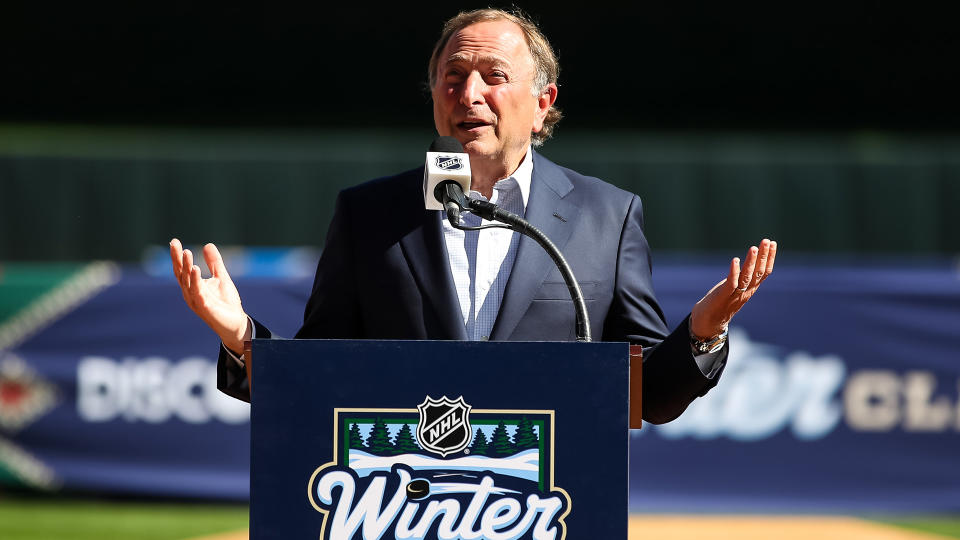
416, 395, 472, 456
435, 155, 464, 171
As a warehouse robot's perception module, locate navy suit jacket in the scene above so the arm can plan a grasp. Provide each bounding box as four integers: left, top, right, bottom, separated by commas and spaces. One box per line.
218, 152, 725, 422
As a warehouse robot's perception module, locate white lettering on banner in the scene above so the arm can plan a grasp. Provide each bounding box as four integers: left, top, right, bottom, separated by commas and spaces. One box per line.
844, 370, 900, 431
903, 372, 953, 431
653, 328, 847, 441
845, 370, 958, 432
314, 468, 564, 540
77, 356, 248, 424
634, 329, 960, 440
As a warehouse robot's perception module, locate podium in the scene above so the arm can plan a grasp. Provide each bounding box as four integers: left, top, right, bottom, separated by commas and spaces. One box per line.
247, 339, 639, 539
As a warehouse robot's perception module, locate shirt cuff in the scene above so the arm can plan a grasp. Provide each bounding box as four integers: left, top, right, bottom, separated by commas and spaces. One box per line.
223, 316, 256, 369
691, 344, 725, 378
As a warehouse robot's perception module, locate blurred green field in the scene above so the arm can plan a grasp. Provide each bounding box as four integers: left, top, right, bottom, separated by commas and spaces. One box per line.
882, 517, 960, 538
1, 495, 959, 539
0, 496, 248, 540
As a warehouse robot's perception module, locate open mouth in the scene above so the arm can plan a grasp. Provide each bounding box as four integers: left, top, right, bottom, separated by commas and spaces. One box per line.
458, 121, 491, 130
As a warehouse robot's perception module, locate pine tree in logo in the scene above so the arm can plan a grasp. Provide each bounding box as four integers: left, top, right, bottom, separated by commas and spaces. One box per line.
348, 423, 366, 450
393, 424, 419, 454
489, 420, 514, 458
513, 417, 539, 451
367, 418, 392, 455
470, 428, 489, 456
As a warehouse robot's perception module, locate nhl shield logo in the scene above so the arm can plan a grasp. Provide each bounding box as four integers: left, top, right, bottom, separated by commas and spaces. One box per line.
435, 155, 463, 170
416, 395, 472, 457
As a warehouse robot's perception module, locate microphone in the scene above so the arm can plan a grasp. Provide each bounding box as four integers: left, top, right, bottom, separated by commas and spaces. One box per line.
423, 136, 471, 212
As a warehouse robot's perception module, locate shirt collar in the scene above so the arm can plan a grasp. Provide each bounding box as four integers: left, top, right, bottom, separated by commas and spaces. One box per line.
468, 147, 533, 208
508, 146, 533, 208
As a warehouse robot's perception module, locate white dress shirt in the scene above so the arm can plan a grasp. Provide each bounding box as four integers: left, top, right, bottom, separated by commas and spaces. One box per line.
441, 148, 531, 341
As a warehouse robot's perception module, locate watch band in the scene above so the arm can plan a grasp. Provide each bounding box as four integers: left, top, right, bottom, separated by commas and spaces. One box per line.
691, 327, 728, 354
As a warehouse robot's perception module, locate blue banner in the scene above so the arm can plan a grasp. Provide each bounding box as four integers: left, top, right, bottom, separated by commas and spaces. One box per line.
634, 259, 960, 513
1, 258, 958, 511
0, 264, 306, 499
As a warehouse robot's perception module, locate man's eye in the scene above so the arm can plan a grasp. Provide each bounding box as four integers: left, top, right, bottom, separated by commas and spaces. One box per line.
484, 71, 507, 84
444, 70, 465, 82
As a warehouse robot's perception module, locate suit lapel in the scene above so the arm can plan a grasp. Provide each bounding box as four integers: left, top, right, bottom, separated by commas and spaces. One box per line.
399, 208, 469, 340
491, 153, 581, 340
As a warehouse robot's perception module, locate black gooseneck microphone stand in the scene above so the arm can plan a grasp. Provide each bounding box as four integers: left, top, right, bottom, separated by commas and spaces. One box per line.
434, 181, 592, 342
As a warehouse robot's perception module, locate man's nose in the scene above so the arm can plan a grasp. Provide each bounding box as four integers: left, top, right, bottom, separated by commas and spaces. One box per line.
459, 71, 486, 107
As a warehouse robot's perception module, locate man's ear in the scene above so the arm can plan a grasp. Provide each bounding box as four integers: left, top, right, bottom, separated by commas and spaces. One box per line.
532, 83, 558, 133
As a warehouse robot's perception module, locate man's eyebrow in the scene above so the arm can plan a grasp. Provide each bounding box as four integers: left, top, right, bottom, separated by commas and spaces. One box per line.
443, 52, 513, 70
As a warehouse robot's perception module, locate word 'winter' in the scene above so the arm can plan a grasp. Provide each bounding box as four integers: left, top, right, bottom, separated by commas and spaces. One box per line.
312, 465, 567, 540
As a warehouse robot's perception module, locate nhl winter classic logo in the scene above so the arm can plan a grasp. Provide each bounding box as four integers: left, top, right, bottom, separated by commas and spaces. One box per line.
416, 395, 471, 457
307, 397, 571, 539
435, 155, 463, 170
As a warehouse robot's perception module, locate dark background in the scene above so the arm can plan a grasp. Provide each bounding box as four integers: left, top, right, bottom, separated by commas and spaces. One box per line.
4, 3, 958, 131
2, 3, 959, 261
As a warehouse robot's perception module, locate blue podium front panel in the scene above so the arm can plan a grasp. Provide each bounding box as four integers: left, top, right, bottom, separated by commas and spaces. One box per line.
250, 339, 628, 540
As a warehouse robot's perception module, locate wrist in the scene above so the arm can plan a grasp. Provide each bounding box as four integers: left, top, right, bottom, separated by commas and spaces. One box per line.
689, 312, 727, 342
224, 316, 252, 354
690, 325, 728, 354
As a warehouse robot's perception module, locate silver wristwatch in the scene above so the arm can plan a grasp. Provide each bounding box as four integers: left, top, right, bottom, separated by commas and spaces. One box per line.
691, 327, 728, 354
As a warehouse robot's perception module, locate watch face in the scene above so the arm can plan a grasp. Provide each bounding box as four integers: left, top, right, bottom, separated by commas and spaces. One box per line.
693, 334, 726, 354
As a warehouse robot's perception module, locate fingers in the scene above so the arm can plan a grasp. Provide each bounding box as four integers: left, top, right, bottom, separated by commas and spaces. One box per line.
203, 243, 228, 280
755, 239, 770, 274
766, 240, 778, 274
181, 248, 195, 291
189, 262, 203, 303
739, 245, 759, 290
751, 239, 771, 286
181, 248, 208, 313
727, 257, 741, 293
753, 239, 777, 285
741, 239, 778, 292
726, 238, 779, 298
169, 238, 183, 280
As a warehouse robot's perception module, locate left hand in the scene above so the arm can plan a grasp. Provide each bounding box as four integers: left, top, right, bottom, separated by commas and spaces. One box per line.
690, 238, 778, 340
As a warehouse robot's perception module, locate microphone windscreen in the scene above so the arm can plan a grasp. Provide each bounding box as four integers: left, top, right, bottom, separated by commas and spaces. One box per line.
429, 136, 464, 153
424, 136, 470, 210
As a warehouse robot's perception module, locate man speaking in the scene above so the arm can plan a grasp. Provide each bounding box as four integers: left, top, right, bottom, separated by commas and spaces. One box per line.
169, 8, 776, 423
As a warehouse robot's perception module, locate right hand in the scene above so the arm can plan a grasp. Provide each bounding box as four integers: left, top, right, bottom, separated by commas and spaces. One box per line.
170, 238, 250, 354
689, 238, 777, 341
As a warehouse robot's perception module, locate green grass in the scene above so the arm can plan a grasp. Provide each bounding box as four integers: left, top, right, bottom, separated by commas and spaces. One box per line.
0, 496, 248, 540
882, 516, 960, 538
2, 496, 960, 539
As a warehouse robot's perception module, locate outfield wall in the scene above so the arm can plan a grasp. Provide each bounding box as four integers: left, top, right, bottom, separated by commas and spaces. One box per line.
3, 126, 959, 261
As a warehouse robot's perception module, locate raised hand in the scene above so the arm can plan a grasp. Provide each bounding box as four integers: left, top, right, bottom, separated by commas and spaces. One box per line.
169, 238, 250, 354
689, 238, 777, 340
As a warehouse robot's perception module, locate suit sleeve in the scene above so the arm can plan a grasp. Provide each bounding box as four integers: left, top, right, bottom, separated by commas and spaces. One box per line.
216, 318, 273, 403
215, 191, 363, 402
602, 194, 727, 424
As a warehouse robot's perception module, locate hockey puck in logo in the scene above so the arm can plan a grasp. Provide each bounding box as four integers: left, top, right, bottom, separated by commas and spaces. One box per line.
405, 479, 430, 500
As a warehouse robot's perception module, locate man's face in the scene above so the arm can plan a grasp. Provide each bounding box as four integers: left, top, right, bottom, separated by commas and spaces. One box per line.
431, 20, 556, 171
